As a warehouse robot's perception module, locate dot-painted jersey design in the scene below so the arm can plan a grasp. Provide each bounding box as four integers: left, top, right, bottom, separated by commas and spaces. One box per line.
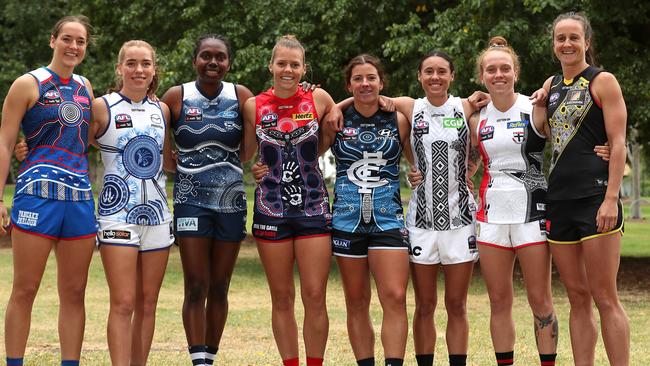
15, 67, 92, 201
405, 96, 474, 231
254, 88, 329, 218
331, 106, 403, 233
96, 92, 171, 225
476, 94, 547, 224
546, 66, 608, 200
172, 81, 246, 212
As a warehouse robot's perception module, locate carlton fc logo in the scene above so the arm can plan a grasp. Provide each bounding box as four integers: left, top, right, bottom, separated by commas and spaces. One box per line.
347, 152, 389, 194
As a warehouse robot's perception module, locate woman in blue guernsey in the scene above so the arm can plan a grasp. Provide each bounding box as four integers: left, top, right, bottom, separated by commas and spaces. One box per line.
161, 34, 254, 366
0, 16, 95, 366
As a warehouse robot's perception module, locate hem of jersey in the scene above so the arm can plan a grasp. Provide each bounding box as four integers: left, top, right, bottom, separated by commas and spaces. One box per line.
513, 240, 548, 250
477, 241, 515, 251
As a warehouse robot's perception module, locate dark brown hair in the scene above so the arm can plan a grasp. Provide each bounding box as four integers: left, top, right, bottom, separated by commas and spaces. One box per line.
344, 54, 387, 89
51, 15, 93, 43
419, 50, 455, 74
551, 12, 596, 65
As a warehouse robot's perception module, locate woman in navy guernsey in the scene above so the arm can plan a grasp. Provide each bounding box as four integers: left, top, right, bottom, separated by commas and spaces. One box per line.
542, 13, 629, 365
93, 40, 174, 365
323, 55, 413, 366
161, 34, 254, 366
0, 16, 95, 366
241, 35, 340, 366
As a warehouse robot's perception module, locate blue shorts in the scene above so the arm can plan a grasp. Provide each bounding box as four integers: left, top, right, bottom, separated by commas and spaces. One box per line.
252, 213, 331, 242
174, 204, 246, 242
10, 193, 97, 240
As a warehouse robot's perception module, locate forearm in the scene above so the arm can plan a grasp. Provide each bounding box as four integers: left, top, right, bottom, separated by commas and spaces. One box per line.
0, 145, 13, 197
604, 141, 626, 200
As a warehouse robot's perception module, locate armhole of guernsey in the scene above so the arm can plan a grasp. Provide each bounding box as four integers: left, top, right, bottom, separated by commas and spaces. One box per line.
29, 68, 51, 94
96, 93, 120, 140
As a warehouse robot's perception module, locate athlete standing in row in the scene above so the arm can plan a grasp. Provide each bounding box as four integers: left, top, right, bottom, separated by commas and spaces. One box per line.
0, 16, 96, 366
543, 12, 629, 366
161, 34, 254, 366
241, 35, 340, 366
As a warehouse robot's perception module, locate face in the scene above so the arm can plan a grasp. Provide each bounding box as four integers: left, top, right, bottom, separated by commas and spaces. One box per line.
553, 19, 590, 66
50, 21, 88, 68
194, 38, 230, 83
117, 46, 155, 93
418, 56, 454, 98
480, 50, 517, 96
348, 63, 383, 104
269, 46, 305, 91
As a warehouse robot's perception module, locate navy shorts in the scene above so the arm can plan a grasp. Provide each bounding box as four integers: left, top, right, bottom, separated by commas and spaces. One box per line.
252, 212, 331, 242
174, 204, 246, 242
10, 193, 97, 240
546, 194, 624, 244
332, 228, 409, 258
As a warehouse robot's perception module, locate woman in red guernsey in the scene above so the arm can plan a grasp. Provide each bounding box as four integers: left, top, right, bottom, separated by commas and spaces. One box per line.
241, 35, 340, 366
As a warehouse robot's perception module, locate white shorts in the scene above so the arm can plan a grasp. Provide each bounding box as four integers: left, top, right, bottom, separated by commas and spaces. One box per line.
476, 219, 547, 251
97, 219, 174, 252
408, 224, 479, 265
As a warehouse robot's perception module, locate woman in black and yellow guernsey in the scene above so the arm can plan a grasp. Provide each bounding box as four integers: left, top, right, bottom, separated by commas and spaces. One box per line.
542, 12, 629, 366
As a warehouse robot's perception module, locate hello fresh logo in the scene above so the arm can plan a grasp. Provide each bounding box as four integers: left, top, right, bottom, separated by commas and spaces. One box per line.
442, 117, 464, 129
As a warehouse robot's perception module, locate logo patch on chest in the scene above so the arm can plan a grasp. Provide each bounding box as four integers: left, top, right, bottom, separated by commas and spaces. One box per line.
442, 117, 464, 129
261, 113, 278, 128
185, 107, 203, 122
565, 89, 586, 106
44, 90, 62, 104
115, 113, 133, 129
479, 125, 494, 141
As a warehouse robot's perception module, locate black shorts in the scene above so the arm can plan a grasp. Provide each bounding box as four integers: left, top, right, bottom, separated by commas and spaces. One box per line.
546, 194, 624, 244
332, 228, 409, 258
174, 204, 247, 242
252, 213, 331, 242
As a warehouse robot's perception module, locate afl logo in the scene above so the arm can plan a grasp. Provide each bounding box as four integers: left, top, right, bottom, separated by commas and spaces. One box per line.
261, 113, 278, 128
115, 113, 133, 129
44, 90, 62, 104
341, 127, 358, 140
549, 92, 560, 106
414, 120, 428, 130
479, 125, 494, 141
185, 107, 203, 122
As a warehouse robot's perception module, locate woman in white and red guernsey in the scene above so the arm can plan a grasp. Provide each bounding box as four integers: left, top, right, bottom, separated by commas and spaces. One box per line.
470, 36, 557, 366
241, 35, 340, 366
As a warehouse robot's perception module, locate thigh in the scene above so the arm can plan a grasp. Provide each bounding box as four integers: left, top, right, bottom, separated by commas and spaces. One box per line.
54, 236, 96, 285
294, 235, 331, 292
179, 236, 212, 283
442, 261, 474, 302
477, 244, 516, 296
516, 244, 552, 293
137, 249, 170, 297
411, 262, 440, 302
100, 244, 139, 297
257, 239, 296, 294
549, 243, 588, 290
581, 233, 622, 293
209, 239, 241, 284
368, 248, 410, 297
10, 228, 55, 288
336, 256, 371, 301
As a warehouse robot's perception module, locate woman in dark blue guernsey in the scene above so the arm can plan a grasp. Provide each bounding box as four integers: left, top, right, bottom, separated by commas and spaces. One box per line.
161, 34, 254, 366
542, 13, 629, 365
0, 16, 95, 366
322, 55, 413, 366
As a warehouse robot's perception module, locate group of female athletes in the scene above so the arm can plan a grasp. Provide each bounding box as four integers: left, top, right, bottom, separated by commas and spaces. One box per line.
0, 11, 629, 366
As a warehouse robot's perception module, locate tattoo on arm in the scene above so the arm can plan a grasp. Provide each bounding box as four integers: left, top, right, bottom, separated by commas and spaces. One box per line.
469, 146, 480, 163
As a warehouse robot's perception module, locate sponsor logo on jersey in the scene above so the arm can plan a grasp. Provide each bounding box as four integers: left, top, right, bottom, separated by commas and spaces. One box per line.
565, 89, 586, 106
348, 151, 389, 194
595, 178, 608, 187
115, 113, 133, 129
536, 203, 546, 211
479, 124, 494, 141
512, 131, 526, 144
468, 235, 477, 251
43, 90, 62, 104
409, 245, 422, 256
102, 229, 131, 240
377, 128, 393, 139
252, 223, 278, 238
217, 110, 239, 119
17, 210, 39, 227
73, 95, 89, 105
413, 119, 429, 135
442, 117, 464, 129
507, 121, 527, 129
185, 107, 203, 122
278, 105, 293, 110
176, 217, 198, 232
340, 127, 359, 140
150, 114, 163, 128
260, 113, 278, 128
539, 218, 547, 234
549, 92, 560, 106
292, 112, 313, 121
332, 237, 350, 249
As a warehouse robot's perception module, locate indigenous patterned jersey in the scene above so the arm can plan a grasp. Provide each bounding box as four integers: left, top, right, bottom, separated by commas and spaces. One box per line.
547, 66, 608, 200
15, 67, 92, 201
172, 81, 246, 212
96, 92, 171, 225
331, 106, 403, 233
254, 88, 329, 218
476, 94, 547, 224
405, 96, 474, 231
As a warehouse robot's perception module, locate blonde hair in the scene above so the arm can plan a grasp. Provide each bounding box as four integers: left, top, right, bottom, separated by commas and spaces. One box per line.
476, 36, 520, 80
270, 34, 305, 64
108, 40, 159, 97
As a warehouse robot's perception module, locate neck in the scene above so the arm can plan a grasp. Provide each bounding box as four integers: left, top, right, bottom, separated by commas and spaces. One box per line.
426, 93, 449, 107
273, 85, 298, 99
197, 80, 223, 98
120, 88, 148, 103
46, 62, 74, 79
491, 92, 518, 112
354, 100, 379, 118
561, 61, 590, 80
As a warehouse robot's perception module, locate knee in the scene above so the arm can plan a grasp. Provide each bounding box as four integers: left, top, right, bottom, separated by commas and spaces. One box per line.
380, 287, 407, 311
445, 296, 467, 320
415, 296, 437, 318
345, 292, 371, 315
271, 288, 295, 312
140, 293, 160, 317
59, 281, 88, 304
301, 286, 326, 311
185, 281, 208, 305
208, 280, 231, 305
564, 284, 593, 309
527, 291, 553, 315
488, 293, 513, 315
591, 289, 620, 313
111, 294, 136, 317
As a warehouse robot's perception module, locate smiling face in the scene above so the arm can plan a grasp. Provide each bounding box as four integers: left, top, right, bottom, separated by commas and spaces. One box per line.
553, 18, 590, 68
348, 63, 383, 105
480, 50, 517, 97
418, 56, 454, 99
117, 46, 155, 94
194, 38, 231, 84
269, 46, 305, 93
50, 21, 88, 69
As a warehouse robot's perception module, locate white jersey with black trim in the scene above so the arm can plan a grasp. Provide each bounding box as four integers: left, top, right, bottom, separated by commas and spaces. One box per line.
96, 92, 172, 225
476, 94, 547, 224
406, 96, 475, 231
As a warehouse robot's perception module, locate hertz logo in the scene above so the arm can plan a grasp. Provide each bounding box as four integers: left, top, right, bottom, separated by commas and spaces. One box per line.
292, 113, 314, 120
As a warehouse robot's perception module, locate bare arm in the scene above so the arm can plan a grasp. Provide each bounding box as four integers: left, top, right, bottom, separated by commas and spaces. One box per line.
241, 97, 258, 163
235, 84, 255, 161
159, 102, 176, 173
467, 112, 481, 179
396, 111, 414, 165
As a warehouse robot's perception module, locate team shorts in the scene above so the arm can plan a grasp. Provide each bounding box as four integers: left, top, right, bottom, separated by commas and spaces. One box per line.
97, 219, 174, 252
252, 212, 331, 242
476, 219, 547, 251
546, 195, 624, 244
408, 224, 478, 265
174, 204, 246, 242
10, 193, 97, 240
332, 228, 409, 258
